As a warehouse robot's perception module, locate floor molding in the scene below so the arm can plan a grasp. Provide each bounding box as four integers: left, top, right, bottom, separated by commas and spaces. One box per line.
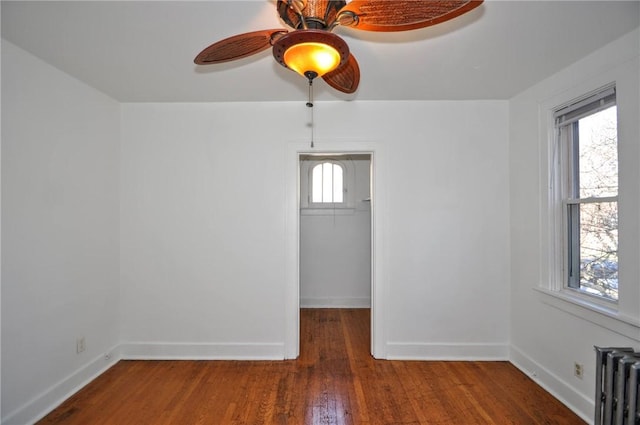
509, 344, 592, 424
2, 345, 120, 425
119, 342, 285, 361
300, 297, 371, 308
386, 342, 509, 360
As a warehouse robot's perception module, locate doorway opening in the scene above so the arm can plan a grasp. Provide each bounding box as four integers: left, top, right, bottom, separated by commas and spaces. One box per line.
298, 153, 372, 352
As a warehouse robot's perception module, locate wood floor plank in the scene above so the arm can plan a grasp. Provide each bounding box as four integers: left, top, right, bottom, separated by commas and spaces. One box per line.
37, 309, 587, 425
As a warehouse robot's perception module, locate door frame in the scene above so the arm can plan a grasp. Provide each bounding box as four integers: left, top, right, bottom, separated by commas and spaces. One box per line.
284, 141, 386, 359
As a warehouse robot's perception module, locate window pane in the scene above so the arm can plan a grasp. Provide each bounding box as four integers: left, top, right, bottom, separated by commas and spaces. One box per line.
576, 201, 618, 300
333, 164, 343, 203
311, 162, 344, 204
312, 164, 323, 203
578, 106, 618, 198
322, 162, 333, 202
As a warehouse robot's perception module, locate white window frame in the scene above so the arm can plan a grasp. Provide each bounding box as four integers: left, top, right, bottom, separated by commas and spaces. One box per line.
535, 57, 640, 341
310, 160, 346, 207
542, 83, 626, 316
554, 84, 619, 304
300, 157, 356, 212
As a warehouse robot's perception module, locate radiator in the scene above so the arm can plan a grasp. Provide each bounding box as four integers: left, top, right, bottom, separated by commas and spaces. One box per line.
594, 346, 640, 425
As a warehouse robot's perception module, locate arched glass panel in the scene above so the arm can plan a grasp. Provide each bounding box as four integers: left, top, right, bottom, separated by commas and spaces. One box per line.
311, 162, 343, 203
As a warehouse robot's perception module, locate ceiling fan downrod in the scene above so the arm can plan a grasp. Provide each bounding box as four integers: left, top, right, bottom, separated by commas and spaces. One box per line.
287, 0, 309, 29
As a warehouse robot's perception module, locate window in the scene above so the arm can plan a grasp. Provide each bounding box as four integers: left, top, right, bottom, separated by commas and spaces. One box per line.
311, 162, 344, 204
299, 157, 354, 210
299, 154, 370, 213
554, 85, 618, 301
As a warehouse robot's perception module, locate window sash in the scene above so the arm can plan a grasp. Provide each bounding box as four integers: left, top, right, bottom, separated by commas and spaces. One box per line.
555, 85, 619, 301
564, 196, 619, 205
309, 161, 345, 206
555, 85, 616, 128
564, 196, 618, 290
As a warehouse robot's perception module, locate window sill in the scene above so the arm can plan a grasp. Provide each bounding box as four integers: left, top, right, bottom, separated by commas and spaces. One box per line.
534, 287, 640, 342
300, 208, 356, 216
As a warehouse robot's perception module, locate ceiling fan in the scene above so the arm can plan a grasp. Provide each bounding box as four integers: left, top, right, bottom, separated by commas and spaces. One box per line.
194, 0, 484, 94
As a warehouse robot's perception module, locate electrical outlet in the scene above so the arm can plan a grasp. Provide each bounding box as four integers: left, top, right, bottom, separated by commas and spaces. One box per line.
574, 362, 584, 379
76, 337, 86, 354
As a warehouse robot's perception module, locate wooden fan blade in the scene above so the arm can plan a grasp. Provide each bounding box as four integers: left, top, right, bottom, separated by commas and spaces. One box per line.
336, 0, 483, 32
194, 29, 287, 64
322, 53, 360, 94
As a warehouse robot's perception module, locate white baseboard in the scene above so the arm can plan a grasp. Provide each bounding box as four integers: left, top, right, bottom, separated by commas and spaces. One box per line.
120, 342, 286, 360
386, 342, 509, 360
300, 297, 371, 308
509, 345, 593, 424
2, 345, 121, 425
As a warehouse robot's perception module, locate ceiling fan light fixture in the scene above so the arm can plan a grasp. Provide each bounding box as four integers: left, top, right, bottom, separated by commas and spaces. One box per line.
273, 30, 349, 80
283, 42, 341, 78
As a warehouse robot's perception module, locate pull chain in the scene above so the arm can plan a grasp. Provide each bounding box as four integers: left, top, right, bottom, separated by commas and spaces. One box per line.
307, 78, 314, 148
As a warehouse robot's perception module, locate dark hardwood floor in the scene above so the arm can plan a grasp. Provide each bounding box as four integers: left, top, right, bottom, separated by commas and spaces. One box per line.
38, 309, 586, 424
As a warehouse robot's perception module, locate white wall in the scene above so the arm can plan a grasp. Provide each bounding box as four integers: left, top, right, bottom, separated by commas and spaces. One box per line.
378, 101, 510, 359
2, 33, 511, 425
1, 41, 121, 424
120, 99, 510, 361
300, 156, 371, 308
508, 28, 640, 423
119, 102, 297, 359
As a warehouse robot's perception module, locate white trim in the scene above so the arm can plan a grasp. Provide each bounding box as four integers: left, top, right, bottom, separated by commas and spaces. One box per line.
120, 342, 285, 360
299, 155, 358, 209
284, 145, 301, 359
554, 84, 616, 127
1, 345, 121, 425
534, 287, 640, 341
300, 208, 356, 216
510, 345, 592, 424
300, 297, 371, 309
305, 160, 348, 207
565, 196, 618, 205
537, 70, 640, 330
386, 342, 509, 361
285, 140, 387, 360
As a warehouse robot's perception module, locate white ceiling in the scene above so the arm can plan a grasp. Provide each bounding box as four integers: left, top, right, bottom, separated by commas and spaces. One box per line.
2, 1, 639, 103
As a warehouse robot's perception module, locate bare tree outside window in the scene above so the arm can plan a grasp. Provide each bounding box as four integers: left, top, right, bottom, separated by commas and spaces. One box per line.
572, 105, 619, 300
